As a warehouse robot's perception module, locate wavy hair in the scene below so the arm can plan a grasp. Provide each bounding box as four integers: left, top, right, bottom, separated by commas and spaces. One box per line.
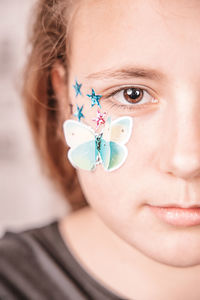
22, 0, 87, 211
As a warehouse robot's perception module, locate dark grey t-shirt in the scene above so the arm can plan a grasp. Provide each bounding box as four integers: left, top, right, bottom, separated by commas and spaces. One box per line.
0, 219, 127, 300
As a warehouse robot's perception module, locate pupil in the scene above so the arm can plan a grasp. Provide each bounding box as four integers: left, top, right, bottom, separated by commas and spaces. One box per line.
124, 88, 143, 103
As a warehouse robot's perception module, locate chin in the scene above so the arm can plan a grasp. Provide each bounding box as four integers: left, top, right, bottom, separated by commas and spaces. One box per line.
147, 251, 200, 268
135, 234, 200, 268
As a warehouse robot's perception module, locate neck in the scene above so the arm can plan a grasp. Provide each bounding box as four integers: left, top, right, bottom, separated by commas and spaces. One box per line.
60, 206, 200, 300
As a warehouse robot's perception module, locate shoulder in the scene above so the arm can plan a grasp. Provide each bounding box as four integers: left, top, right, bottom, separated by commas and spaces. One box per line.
0, 228, 33, 256
0, 226, 39, 269
0, 221, 59, 298
0, 221, 53, 261
0, 220, 60, 267
0, 223, 45, 275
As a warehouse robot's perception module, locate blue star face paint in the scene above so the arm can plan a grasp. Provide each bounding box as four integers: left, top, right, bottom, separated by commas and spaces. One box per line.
73, 80, 82, 97
87, 88, 102, 108
74, 104, 85, 121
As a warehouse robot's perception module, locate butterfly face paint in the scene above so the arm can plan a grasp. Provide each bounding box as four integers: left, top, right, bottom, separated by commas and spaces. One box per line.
63, 116, 133, 172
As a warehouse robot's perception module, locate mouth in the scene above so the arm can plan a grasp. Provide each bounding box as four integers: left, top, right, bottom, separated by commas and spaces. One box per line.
147, 204, 200, 227
149, 202, 200, 208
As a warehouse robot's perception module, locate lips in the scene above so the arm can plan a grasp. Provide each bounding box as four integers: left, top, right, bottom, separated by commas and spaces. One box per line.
150, 203, 200, 209
148, 205, 200, 226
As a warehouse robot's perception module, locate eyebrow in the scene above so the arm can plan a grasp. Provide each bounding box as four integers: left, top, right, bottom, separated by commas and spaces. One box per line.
86, 66, 166, 81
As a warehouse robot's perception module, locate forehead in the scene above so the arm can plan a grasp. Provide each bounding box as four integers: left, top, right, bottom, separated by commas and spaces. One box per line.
69, 0, 200, 77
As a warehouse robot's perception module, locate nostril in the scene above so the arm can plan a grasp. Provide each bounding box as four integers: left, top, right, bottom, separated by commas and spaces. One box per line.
168, 154, 200, 180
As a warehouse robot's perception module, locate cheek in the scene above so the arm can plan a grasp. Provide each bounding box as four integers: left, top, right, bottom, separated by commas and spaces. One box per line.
76, 164, 150, 255
75, 114, 158, 215
76, 152, 143, 226
77, 166, 131, 215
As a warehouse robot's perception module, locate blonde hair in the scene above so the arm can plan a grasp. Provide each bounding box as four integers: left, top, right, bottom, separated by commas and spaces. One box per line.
22, 0, 87, 211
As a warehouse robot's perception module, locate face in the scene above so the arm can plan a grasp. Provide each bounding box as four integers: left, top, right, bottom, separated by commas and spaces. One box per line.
64, 0, 200, 267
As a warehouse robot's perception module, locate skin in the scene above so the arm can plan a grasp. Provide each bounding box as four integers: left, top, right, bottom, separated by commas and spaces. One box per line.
52, 0, 200, 299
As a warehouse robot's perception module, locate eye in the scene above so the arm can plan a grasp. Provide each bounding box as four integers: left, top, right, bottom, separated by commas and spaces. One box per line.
113, 87, 154, 106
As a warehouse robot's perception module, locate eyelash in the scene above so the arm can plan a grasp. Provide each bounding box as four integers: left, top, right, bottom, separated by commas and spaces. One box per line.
104, 86, 158, 111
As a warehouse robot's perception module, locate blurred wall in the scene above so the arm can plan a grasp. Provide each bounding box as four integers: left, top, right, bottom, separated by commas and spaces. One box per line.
0, 0, 69, 237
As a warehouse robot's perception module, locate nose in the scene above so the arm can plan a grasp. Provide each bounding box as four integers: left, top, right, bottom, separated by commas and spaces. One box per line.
159, 98, 200, 181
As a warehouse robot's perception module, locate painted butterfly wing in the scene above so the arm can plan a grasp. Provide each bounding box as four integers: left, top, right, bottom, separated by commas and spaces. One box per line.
63, 120, 97, 171
110, 116, 133, 144
99, 116, 133, 171
63, 120, 95, 148
107, 142, 128, 171
98, 138, 110, 169
101, 116, 111, 142
68, 140, 97, 171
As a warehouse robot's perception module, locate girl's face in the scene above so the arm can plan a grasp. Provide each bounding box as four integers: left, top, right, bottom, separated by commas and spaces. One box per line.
65, 0, 200, 267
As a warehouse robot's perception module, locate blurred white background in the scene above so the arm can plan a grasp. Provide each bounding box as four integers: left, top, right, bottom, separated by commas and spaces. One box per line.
0, 0, 68, 237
